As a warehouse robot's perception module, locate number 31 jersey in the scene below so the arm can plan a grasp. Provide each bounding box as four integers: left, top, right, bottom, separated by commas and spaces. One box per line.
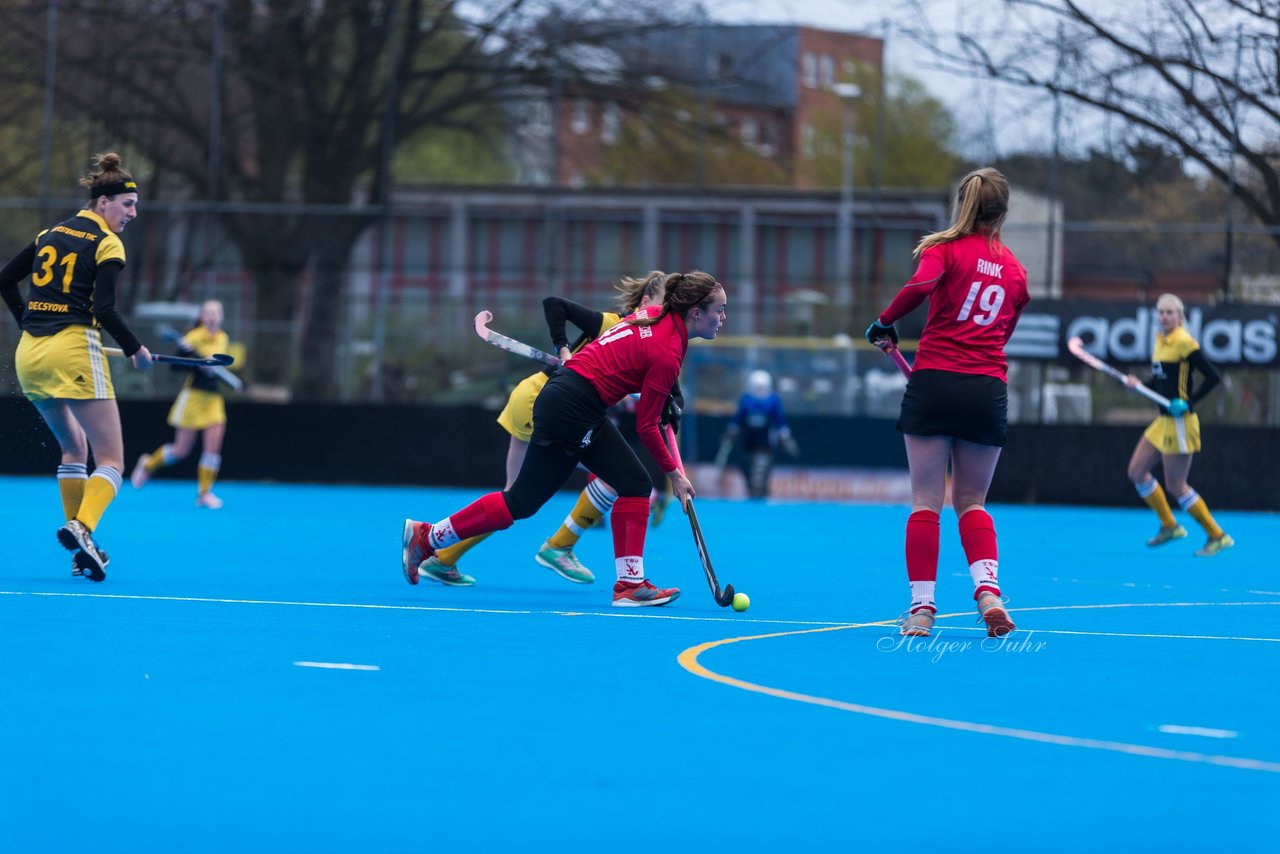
22, 209, 126, 337
881, 233, 1029, 381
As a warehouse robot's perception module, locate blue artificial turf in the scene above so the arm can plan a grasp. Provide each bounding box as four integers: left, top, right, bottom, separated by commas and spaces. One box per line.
2, 475, 1277, 850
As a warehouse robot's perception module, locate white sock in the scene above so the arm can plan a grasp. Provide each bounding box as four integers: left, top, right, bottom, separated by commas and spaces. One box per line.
969, 559, 1000, 595
428, 517, 462, 550
586, 479, 617, 514
616, 555, 644, 583
909, 581, 936, 613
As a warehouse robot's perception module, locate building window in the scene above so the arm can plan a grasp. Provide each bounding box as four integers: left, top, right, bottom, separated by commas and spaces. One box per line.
742, 118, 759, 147
801, 123, 815, 159
713, 52, 733, 79
819, 54, 835, 88
802, 52, 817, 88
570, 99, 591, 135
601, 102, 620, 144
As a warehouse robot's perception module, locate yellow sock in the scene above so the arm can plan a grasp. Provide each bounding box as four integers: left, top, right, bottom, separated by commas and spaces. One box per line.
1139, 481, 1177, 528
145, 445, 172, 473
548, 488, 607, 549
77, 468, 122, 532
56, 463, 87, 521
198, 466, 217, 495
436, 532, 493, 566
1180, 491, 1224, 539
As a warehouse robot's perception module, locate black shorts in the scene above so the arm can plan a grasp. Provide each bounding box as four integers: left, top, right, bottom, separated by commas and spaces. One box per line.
530, 369, 608, 451
897, 368, 1008, 447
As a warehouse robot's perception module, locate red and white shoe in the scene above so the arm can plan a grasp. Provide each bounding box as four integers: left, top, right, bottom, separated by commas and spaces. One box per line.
612, 579, 680, 607
401, 518, 435, 585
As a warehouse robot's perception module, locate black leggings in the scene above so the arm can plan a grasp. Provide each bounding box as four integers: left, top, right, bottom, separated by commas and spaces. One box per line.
503, 371, 653, 520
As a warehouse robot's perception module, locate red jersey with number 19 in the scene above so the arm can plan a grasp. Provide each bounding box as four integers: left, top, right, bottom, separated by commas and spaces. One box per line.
879, 233, 1029, 382
565, 305, 687, 472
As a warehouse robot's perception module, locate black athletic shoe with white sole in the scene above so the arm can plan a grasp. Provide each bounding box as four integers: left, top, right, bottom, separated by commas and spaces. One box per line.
58, 520, 108, 582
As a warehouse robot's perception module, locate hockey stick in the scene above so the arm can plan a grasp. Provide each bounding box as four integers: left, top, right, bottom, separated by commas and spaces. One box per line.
104, 347, 235, 368
1066, 336, 1171, 408
712, 434, 733, 473
474, 310, 561, 367
663, 423, 735, 607
873, 339, 913, 378
158, 324, 244, 390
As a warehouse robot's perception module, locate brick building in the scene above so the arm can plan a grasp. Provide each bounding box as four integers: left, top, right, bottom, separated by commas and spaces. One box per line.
512, 24, 883, 189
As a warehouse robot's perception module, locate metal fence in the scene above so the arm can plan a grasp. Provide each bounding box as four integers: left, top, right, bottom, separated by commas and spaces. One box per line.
2, 187, 1279, 427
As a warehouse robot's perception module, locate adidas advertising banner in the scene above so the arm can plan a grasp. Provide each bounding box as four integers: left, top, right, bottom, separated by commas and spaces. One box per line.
1005, 300, 1280, 366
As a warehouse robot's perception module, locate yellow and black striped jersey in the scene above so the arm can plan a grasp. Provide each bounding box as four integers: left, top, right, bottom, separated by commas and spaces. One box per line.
1146, 326, 1220, 413
177, 327, 232, 393
22, 210, 126, 336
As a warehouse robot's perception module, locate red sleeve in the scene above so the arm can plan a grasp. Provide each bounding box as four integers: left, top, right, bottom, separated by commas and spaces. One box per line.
635, 356, 681, 473
879, 251, 946, 325
1002, 289, 1030, 347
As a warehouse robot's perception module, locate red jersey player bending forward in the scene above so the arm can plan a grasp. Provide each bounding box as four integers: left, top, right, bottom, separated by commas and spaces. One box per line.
402, 272, 728, 607
865, 167, 1029, 638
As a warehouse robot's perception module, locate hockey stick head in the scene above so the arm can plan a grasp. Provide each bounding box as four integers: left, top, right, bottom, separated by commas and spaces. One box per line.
150, 352, 236, 367
474, 310, 494, 337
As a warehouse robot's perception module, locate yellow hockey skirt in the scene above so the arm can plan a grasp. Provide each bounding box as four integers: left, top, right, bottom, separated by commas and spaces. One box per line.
15, 326, 115, 401
168, 387, 227, 430
1143, 412, 1202, 455
496, 371, 550, 442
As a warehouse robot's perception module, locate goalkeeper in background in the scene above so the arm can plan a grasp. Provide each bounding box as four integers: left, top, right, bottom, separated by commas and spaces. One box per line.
719, 369, 798, 499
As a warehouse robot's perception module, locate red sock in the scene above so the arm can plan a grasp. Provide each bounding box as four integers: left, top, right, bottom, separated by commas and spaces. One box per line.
441, 492, 514, 541
906, 509, 940, 582
611, 496, 649, 582
958, 508, 1000, 599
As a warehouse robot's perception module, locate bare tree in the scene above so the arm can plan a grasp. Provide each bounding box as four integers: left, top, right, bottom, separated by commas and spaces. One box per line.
898, 0, 1280, 252
0, 0, 696, 397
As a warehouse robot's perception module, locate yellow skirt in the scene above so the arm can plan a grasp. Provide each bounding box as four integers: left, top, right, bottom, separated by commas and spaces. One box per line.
15, 326, 115, 401
168, 387, 227, 430
1143, 412, 1201, 455
495, 371, 549, 442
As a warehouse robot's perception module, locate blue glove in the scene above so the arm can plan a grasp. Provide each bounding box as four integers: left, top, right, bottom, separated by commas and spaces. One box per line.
1168, 398, 1189, 416
865, 319, 899, 346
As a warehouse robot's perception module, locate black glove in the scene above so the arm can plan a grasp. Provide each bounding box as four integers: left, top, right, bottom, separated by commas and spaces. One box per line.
660, 395, 683, 433
865, 319, 899, 346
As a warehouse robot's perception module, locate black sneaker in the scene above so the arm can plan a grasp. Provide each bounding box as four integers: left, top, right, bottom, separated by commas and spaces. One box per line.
71, 548, 108, 582
58, 520, 108, 581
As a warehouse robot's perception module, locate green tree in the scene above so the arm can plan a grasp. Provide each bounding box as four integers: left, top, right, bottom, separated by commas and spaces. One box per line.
0, 0, 695, 398
801, 72, 959, 190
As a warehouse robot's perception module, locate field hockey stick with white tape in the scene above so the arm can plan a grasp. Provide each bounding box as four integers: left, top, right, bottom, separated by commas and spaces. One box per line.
1066, 336, 1171, 408
104, 347, 236, 368
158, 324, 244, 390
873, 339, 913, 378
474, 310, 562, 367
662, 423, 736, 607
